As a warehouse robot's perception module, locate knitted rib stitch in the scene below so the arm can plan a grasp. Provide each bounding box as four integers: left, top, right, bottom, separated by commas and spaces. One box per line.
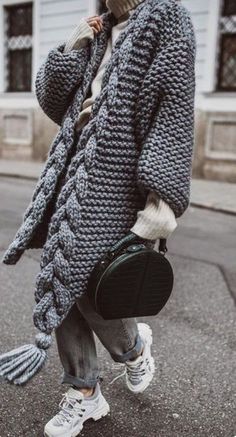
2, 0, 196, 335
106, 0, 145, 18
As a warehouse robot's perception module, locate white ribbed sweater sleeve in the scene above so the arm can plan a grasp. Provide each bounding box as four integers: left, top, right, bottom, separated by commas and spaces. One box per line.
64, 18, 178, 241
64, 18, 94, 53
131, 191, 177, 240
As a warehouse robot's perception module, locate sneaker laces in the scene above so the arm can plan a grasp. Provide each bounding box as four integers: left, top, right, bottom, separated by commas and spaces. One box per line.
109, 357, 147, 385
126, 359, 147, 384
109, 365, 126, 385
55, 393, 85, 425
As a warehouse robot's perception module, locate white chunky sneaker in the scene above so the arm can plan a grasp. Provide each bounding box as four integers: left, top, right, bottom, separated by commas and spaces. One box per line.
44, 383, 110, 437
125, 323, 155, 393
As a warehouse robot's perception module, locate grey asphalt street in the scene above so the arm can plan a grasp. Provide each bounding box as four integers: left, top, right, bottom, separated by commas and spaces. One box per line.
0, 176, 235, 437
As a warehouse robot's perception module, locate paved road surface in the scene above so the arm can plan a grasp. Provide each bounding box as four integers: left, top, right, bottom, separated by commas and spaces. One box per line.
0, 177, 235, 437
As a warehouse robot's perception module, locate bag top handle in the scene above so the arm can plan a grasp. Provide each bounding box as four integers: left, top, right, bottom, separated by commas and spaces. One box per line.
158, 239, 167, 255
108, 232, 168, 257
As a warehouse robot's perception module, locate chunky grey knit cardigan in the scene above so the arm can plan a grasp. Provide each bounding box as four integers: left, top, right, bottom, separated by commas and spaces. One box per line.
1, 0, 195, 384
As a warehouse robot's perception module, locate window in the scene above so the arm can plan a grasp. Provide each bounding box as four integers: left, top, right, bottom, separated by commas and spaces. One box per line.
4, 2, 33, 92
217, 0, 236, 91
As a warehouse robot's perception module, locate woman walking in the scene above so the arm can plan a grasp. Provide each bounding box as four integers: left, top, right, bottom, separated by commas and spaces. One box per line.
0, 0, 195, 435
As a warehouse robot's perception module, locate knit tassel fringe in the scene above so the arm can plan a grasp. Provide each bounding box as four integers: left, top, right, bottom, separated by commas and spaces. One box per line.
0, 333, 52, 385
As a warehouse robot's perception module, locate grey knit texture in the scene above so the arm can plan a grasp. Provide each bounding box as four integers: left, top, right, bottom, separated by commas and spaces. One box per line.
2, 0, 196, 336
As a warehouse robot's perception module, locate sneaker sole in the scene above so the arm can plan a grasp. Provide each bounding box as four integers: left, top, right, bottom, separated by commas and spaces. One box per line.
44, 401, 110, 437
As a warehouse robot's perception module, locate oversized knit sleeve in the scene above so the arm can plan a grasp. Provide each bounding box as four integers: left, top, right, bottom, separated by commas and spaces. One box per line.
35, 43, 90, 126
136, 37, 196, 218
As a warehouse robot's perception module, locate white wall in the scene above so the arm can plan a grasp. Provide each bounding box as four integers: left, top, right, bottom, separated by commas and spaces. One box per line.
2, 0, 234, 112
38, 0, 97, 65
182, 0, 212, 94
182, 0, 236, 112
38, 0, 219, 96
0, 0, 219, 96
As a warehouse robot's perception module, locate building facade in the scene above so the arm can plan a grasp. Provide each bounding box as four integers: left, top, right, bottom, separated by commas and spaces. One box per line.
0, 0, 235, 181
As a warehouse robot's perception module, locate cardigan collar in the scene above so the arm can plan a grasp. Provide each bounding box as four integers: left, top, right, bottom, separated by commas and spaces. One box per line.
101, 0, 151, 34
78, 0, 154, 114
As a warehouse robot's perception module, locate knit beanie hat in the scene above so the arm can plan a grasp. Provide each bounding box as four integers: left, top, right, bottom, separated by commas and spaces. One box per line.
106, 0, 145, 18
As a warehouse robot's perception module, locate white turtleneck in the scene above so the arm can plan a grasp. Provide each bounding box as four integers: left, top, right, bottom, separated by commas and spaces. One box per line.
63, 10, 177, 241
106, 0, 145, 18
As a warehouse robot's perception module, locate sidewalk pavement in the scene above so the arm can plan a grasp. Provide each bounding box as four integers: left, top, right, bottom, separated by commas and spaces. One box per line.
0, 158, 236, 215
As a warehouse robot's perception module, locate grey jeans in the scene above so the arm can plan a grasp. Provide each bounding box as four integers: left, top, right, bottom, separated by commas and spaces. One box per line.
55, 294, 143, 389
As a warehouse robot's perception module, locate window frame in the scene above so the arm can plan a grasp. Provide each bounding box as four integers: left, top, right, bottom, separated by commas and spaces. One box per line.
217, 33, 236, 92
222, 0, 236, 17
0, 0, 39, 96
202, 0, 222, 93
203, 0, 236, 95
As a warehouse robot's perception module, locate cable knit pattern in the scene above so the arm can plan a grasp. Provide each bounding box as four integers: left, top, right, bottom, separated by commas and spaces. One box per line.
2, 0, 196, 336
65, 9, 177, 241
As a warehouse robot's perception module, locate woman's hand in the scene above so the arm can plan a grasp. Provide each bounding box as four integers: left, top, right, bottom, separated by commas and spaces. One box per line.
86, 16, 103, 35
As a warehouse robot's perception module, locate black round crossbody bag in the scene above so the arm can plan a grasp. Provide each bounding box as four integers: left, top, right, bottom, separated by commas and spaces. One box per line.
87, 232, 174, 320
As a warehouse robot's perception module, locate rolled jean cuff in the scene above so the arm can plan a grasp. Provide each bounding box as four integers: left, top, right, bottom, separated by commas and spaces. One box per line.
61, 372, 100, 389
110, 333, 143, 363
